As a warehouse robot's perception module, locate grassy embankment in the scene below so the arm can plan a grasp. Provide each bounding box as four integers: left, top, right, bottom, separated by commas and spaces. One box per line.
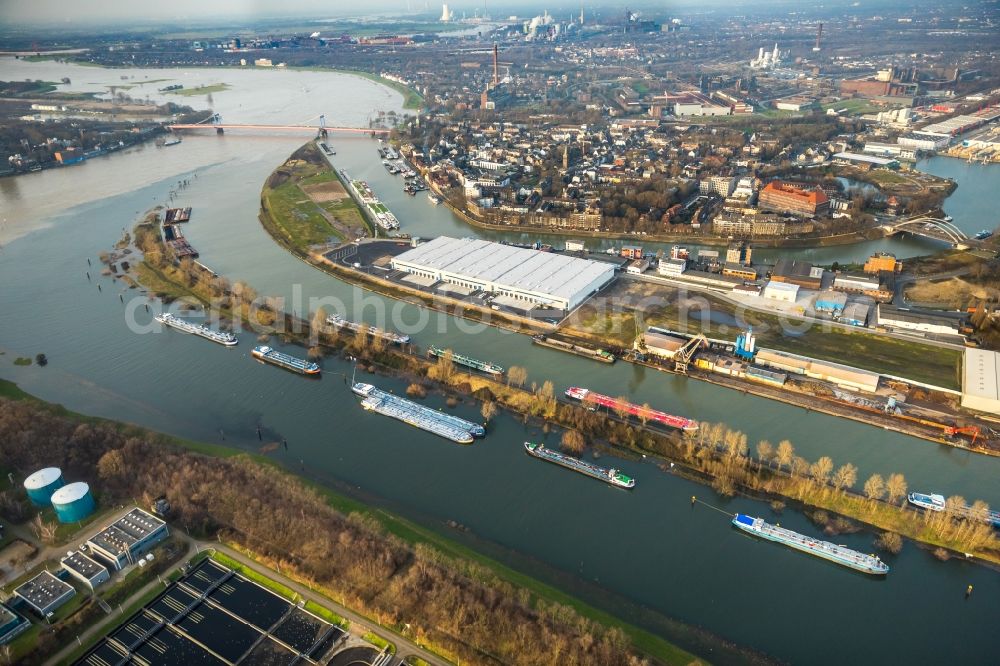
0, 378, 704, 666
567, 282, 961, 390
260, 143, 371, 250
167, 83, 231, 96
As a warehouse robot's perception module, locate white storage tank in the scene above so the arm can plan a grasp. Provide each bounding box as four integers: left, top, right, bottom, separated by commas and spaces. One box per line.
23, 467, 64, 507
51, 482, 95, 524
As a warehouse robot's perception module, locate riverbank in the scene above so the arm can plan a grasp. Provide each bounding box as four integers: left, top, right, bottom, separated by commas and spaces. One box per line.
0, 381, 716, 666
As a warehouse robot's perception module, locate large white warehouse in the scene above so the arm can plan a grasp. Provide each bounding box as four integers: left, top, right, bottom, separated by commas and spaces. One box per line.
391, 236, 616, 311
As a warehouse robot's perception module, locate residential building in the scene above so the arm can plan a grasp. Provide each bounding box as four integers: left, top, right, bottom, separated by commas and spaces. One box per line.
759, 181, 830, 217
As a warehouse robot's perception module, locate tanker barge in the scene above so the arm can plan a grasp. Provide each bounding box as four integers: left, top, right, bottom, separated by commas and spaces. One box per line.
326, 315, 410, 345
154, 313, 237, 347
524, 442, 634, 488
251, 346, 320, 375
352, 382, 484, 443
428, 346, 504, 377
732, 513, 889, 575
565, 387, 698, 432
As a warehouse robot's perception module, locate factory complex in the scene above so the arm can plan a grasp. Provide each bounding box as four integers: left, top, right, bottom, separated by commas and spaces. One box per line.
391, 236, 616, 311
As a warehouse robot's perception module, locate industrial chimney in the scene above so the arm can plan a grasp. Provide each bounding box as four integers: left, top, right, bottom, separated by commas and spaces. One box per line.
813, 22, 823, 51
493, 43, 499, 86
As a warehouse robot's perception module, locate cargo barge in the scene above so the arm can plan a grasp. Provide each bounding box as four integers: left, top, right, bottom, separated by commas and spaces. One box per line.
532, 335, 615, 363
524, 442, 634, 488
732, 513, 889, 575
907, 492, 1000, 528
251, 345, 320, 375
340, 170, 399, 230
352, 383, 483, 443
326, 315, 410, 344
154, 313, 237, 346
564, 387, 698, 432
428, 346, 504, 377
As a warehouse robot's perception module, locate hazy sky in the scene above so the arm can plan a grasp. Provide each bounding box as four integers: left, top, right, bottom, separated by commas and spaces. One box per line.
0, 0, 529, 24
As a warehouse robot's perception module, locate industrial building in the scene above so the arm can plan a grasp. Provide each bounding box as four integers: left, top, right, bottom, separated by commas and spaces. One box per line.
814, 291, 848, 314
635, 329, 687, 359
23, 467, 64, 507
840, 302, 871, 327
14, 571, 76, 617
754, 349, 880, 392
759, 182, 829, 217
771, 259, 824, 289
876, 304, 964, 336
61, 551, 110, 591
391, 236, 616, 311
86, 508, 168, 571
962, 348, 1000, 415
832, 152, 899, 169
0, 605, 29, 645
659, 258, 687, 276
763, 281, 800, 303
834, 272, 882, 293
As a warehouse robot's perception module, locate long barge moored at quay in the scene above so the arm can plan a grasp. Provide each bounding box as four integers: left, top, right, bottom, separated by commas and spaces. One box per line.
533, 335, 615, 363
251, 345, 320, 375
907, 492, 1000, 528
524, 442, 634, 488
732, 514, 889, 576
565, 387, 698, 432
428, 346, 504, 377
325, 315, 410, 345
352, 382, 484, 443
154, 313, 237, 346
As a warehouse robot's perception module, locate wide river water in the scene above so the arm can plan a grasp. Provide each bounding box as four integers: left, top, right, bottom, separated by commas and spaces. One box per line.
0, 59, 997, 665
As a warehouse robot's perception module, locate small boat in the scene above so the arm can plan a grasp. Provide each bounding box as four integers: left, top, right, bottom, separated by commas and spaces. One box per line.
975, 229, 993, 240
908, 492, 1000, 528
428, 194, 442, 205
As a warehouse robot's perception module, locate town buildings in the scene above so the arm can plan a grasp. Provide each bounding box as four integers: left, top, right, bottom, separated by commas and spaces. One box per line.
759, 182, 830, 217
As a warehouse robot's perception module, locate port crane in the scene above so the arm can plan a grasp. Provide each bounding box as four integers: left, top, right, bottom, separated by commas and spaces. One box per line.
673, 334, 709, 374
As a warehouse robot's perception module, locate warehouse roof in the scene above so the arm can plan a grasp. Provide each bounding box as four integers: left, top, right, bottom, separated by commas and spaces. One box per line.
62, 551, 107, 581
878, 304, 964, 329
89, 508, 166, 556
963, 348, 1000, 404
14, 571, 74, 612
394, 237, 614, 302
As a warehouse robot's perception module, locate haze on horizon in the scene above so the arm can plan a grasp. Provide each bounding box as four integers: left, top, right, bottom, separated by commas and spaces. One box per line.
0, 0, 826, 27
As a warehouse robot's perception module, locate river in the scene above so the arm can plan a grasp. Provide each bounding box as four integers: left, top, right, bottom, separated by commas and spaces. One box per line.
0, 58, 996, 665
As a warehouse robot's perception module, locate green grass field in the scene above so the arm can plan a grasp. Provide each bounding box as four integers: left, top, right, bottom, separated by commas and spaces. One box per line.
168, 83, 230, 97
820, 98, 879, 116
262, 181, 338, 248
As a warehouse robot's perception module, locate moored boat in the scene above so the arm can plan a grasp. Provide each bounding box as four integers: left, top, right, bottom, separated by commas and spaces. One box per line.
154, 313, 237, 346
428, 346, 503, 376
352, 382, 482, 443
325, 315, 409, 344
908, 492, 1000, 528
251, 345, 320, 375
732, 514, 889, 575
564, 387, 697, 432
524, 442, 634, 488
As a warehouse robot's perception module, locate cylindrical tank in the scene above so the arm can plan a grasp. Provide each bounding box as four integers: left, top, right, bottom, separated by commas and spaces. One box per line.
50, 482, 95, 524
23, 467, 64, 507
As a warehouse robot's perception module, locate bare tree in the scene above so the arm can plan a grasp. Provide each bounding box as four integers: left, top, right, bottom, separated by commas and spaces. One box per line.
507, 365, 528, 388
613, 395, 631, 421
756, 440, 773, 474
31, 513, 58, 543
863, 473, 885, 507
885, 473, 907, 506
775, 440, 795, 470
560, 429, 586, 454
480, 400, 498, 425
832, 463, 858, 494
810, 456, 834, 492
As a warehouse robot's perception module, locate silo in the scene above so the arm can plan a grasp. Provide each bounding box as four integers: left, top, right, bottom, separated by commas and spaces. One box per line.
23, 467, 64, 507
50, 482, 95, 524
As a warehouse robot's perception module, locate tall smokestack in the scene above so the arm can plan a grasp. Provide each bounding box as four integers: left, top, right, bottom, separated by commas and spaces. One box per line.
815, 22, 823, 51
493, 43, 499, 86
